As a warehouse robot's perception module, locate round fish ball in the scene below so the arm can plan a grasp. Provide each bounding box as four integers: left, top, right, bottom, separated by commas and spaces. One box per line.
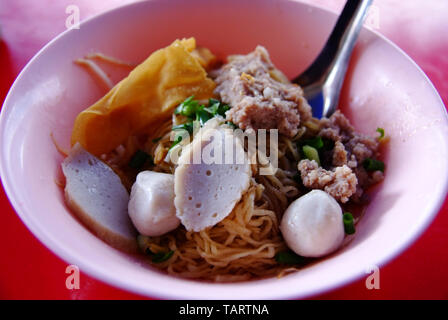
280, 190, 345, 258
128, 171, 180, 236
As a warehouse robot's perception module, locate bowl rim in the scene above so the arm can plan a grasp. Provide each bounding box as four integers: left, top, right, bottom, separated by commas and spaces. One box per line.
1, 0, 448, 299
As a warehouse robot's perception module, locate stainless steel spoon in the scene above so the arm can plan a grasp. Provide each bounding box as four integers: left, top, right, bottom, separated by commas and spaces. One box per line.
293, 0, 372, 118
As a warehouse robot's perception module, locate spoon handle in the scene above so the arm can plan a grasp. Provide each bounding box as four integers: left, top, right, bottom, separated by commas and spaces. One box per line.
293, 0, 372, 117
294, 0, 372, 86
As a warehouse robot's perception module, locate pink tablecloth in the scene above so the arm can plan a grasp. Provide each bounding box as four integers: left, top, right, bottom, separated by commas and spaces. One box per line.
0, 0, 447, 299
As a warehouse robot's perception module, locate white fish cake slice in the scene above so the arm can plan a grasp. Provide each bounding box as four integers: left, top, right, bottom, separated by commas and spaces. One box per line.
62, 143, 137, 252
174, 126, 251, 232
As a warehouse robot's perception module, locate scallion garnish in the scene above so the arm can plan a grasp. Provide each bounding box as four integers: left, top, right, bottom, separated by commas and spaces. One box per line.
275, 251, 306, 265
172, 122, 194, 134
144, 247, 175, 263
171, 97, 232, 148
343, 212, 356, 235
302, 145, 321, 166
207, 98, 220, 114
208, 98, 230, 117
195, 107, 213, 125
174, 96, 230, 127
169, 135, 183, 150
303, 136, 324, 149
128, 150, 151, 169
208, 98, 220, 105
226, 121, 238, 129
151, 250, 174, 263
362, 158, 385, 172
376, 127, 385, 139
174, 96, 199, 118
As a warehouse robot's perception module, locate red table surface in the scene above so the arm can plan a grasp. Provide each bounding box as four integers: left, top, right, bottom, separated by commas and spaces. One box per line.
0, 0, 447, 300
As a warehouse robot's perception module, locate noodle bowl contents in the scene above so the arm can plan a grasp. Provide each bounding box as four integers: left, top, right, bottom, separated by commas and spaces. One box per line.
62, 38, 386, 281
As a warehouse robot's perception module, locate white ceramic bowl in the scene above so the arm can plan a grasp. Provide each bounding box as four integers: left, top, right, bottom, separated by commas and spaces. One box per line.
1, 0, 447, 299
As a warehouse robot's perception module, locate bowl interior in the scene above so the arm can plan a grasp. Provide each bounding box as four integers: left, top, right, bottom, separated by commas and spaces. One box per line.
1, 0, 447, 299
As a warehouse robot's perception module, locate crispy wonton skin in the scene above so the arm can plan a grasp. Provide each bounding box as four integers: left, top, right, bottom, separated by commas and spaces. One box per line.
71, 38, 216, 156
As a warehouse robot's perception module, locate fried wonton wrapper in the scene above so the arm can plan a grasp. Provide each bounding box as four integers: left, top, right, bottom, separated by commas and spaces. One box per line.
71, 38, 216, 156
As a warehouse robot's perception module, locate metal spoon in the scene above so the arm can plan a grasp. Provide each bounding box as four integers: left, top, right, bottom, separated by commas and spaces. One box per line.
293, 0, 372, 118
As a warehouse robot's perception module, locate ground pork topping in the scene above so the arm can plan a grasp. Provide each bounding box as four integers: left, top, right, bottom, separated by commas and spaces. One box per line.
298, 159, 358, 203
332, 141, 348, 167
212, 46, 312, 137
319, 111, 380, 163
299, 111, 384, 202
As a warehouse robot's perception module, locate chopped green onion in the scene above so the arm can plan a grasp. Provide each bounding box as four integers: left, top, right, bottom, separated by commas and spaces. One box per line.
128, 150, 151, 169
343, 212, 356, 235
196, 107, 213, 125
302, 145, 321, 166
376, 127, 385, 139
172, 122, 194, 134
143, 246, 175, 263
217, 104, 230, 116
207, 98, 230, 117
174, 96, 199, 118
207, 98, 220, 113
303, 136, 324, 149
175, 96, 230, 125
169, 135, 183, 150
363, 158, 385, 172
226, 121, 238, 129
182, 104, 198, 118
208, 98, 220, 105
275, 251, 306, 265
151, 250, 174, 263
170, 120, 197, 152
